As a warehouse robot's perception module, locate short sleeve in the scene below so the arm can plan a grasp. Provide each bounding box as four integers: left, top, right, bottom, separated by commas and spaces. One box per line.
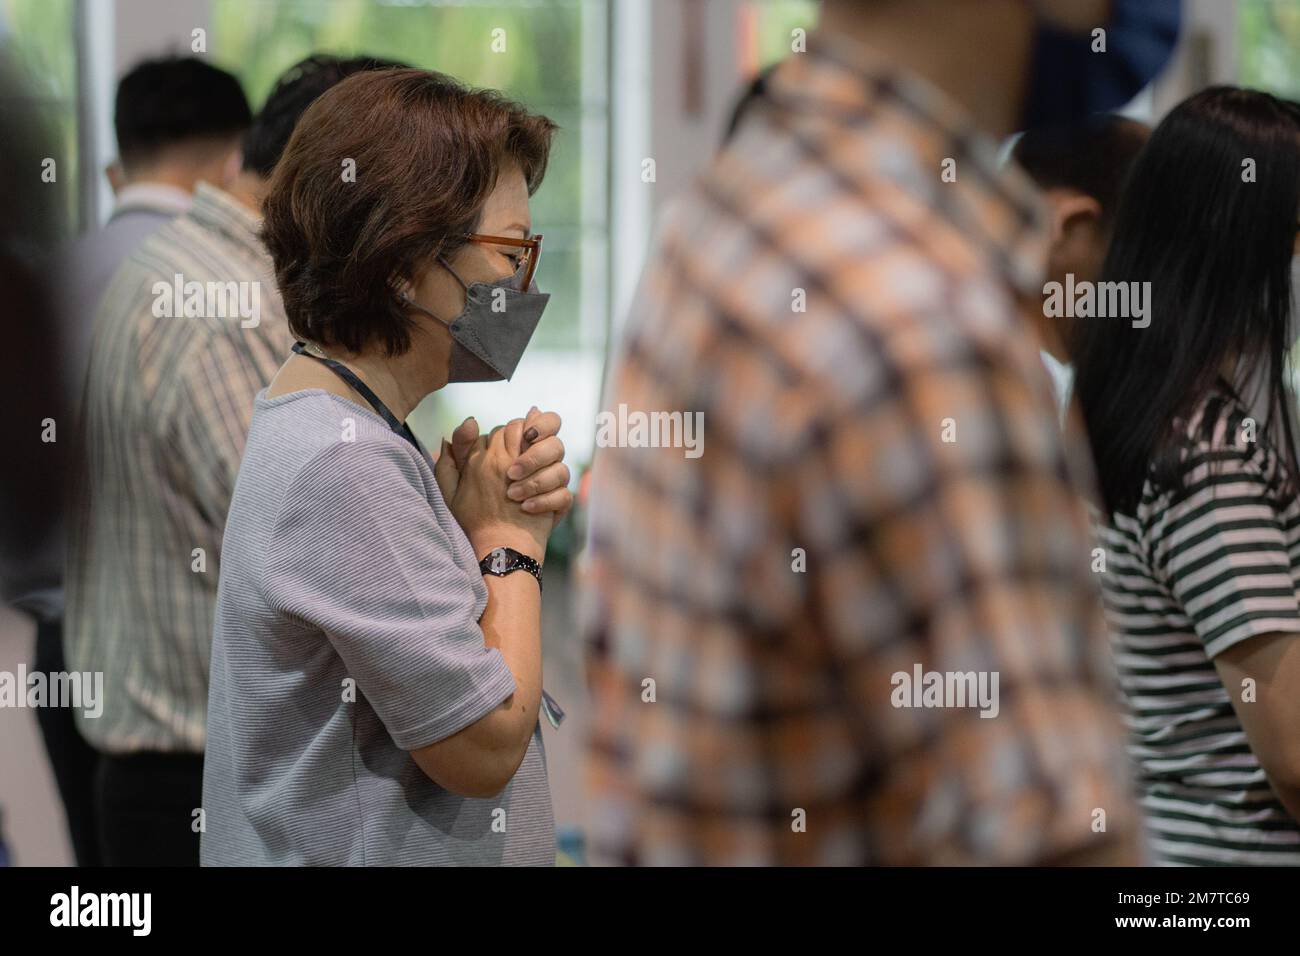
262, 437, 516, 750
1155, 443, 1300, 659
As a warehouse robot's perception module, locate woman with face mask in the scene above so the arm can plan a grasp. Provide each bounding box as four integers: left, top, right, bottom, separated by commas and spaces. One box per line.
1073, 87, 1300, 866
199, 68, 570, 865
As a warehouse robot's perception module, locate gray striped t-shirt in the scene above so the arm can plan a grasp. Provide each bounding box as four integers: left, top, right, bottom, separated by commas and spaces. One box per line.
1097, 389, 1300, 865
201, 388, 554, 866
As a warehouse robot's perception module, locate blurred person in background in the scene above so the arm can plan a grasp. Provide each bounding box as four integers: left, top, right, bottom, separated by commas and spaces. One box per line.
1012, 115, 1149, 417
61, 56, 252, 392
63, 54, 405, 867
203, 68, 569, 865
1074, 87, 1300, 865
0, 46, 69, 868
26, 55, 250, 870
582, 0, 1178, 865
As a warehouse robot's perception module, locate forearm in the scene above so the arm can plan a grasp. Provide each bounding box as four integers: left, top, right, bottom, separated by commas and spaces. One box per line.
1041, 829, 1145, 866
1256, 735, 1300, 825
419, 413, 558, 797
1267, 781, 1300, 825
1215, 635, 1300, 824
411, 528, 544, 797
474, 563, 545, 756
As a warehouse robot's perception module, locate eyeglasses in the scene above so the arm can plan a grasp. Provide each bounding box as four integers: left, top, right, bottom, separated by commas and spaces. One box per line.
465, 233, 543, 289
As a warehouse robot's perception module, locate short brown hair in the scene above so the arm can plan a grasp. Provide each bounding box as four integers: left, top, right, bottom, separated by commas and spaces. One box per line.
261, 68, 557, 355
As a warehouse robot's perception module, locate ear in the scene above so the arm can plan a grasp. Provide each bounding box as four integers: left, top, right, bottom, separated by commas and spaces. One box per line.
105, 161, 125, 195
390, 273, 416, 303
219, 147, 242, 187
1047, 189, 1102, 243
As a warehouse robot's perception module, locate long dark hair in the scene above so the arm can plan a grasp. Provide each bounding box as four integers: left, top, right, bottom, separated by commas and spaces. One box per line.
1072, 86, 1300, 517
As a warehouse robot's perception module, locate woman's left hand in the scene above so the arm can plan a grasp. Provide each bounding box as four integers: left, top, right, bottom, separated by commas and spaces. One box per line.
507, 406, 572, 522
435, 407, 572, 522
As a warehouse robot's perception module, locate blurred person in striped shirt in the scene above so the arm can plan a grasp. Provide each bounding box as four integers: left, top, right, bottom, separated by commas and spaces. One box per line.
1075, 88, 1300, 866
30, 55, 250, 870
64, 55, 406, 866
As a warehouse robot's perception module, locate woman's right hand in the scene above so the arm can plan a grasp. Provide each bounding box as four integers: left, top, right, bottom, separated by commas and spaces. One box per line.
445, 418, 553, 562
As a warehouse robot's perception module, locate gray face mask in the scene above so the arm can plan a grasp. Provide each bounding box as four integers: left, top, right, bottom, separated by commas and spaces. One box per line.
403, 257, 549, 382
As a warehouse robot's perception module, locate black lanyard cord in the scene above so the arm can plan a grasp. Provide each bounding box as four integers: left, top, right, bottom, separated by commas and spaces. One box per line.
292, 344, 567, 730
291, 341, 424, 455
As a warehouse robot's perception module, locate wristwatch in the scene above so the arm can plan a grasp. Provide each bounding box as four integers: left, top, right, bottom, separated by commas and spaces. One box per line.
479, 546, 543, 591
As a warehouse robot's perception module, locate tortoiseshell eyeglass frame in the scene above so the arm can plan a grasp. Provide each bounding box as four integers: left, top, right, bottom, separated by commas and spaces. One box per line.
465, 233, 543, 289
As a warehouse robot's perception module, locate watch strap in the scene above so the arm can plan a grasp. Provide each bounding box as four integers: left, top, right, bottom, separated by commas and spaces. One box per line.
478, 546, 543, 591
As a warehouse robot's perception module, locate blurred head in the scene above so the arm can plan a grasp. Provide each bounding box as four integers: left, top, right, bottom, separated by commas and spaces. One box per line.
108, 56, 251, 194
241, 54, 409, 180
1014, 115, 1149, 356
1016, 116, 1150, 283
1072, 87, 1300, 516
261, 68, 556, 386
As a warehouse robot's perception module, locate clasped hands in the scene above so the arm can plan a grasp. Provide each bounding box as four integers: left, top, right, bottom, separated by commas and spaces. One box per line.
433, 407, 573, 556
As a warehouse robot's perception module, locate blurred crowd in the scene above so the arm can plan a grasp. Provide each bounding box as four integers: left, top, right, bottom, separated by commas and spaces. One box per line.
2, 0, 1300, 868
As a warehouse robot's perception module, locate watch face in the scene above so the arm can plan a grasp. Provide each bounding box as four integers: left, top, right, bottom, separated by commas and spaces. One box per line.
489, 548, 510, 573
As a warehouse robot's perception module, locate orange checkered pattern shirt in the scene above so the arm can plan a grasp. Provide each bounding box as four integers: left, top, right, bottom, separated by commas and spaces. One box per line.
581, 39, 1135, 865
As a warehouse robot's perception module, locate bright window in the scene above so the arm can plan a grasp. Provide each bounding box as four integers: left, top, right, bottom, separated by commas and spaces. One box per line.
0, 0, 78, 237
1240, 0, 1300, 97
737, 0, 819, 77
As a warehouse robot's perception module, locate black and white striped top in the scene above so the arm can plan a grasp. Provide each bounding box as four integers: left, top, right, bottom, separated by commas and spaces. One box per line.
1097, 389, 1300, 865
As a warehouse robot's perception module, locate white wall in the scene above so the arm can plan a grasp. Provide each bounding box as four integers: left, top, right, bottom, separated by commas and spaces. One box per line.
645, 0, 744, 216
1150, 0, 1240, 120
112, 0, 212, 76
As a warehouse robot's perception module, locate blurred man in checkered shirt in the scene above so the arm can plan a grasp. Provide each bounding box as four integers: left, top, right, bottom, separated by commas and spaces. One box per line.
582, 0, 1181, 865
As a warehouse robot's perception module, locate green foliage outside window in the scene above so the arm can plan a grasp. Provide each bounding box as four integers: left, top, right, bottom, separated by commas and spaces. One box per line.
750, 0, 818, 71
1240, 0, 1300, 98
1, 0, 77, 237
